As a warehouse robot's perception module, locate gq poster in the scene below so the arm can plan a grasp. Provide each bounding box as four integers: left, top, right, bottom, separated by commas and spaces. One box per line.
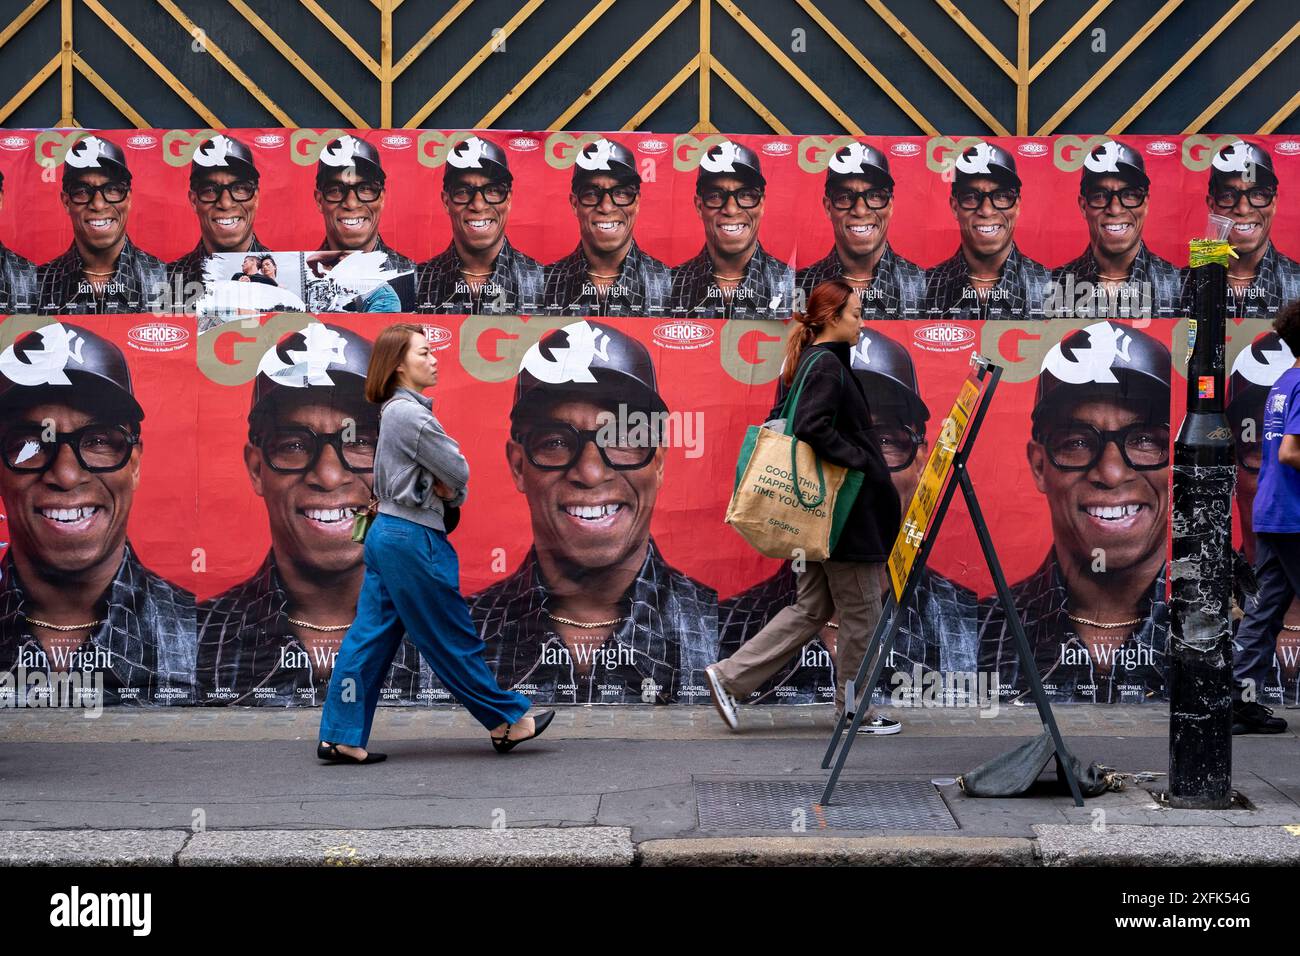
0, 125, 1296, 711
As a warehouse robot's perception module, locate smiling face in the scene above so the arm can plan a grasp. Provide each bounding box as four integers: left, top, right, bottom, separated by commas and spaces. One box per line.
951, 175, 1018, 260
1208, 174, 1275, 258
189, 170, 258, 253
573, 174, 638, 259
245, 393, 375, 575
1028, 396, 1168, 574
825, 175, 892, 261
62, 171, 130, 254
316, 168, 384, 251
1081, 175, 1146, 261
695, 174, 762, 260
507, 398, 662, 572
0, 402, 139, 576
444, 171, 510, 255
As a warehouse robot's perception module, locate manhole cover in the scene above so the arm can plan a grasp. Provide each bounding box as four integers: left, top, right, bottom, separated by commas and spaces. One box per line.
696, 779, 958, 831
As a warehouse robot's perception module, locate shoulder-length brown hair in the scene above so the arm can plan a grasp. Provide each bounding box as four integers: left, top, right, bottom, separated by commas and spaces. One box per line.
365, 323, 427, 404
782, 279, 855, 386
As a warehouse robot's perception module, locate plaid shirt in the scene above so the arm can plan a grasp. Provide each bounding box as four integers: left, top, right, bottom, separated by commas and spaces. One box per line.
717, 564, 979, 705
1180, 240, 1300, 320
922, 244, 1050, 320
669, 243, 794, 320
416, 238, 545, 314
1050, 242, 1182, 319
0, 544, 196, 706
36, 237, 169, 314
196, 551, 421, 707
542, 241, 672, 317
796, 244, 925, 319
167, 234, 269, 300
317, 234, 414, 274
977, 552, 1168, 704
443, 538, 719, 704
0, 243, 38, 312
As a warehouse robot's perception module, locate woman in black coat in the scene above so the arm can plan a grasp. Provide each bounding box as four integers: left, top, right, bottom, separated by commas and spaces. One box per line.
706, 279, 903, 732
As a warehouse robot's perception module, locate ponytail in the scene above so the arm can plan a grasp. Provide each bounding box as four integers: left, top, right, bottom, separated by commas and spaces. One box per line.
782, 279, 856, 386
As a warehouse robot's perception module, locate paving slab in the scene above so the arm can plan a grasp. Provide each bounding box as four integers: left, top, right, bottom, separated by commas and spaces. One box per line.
0, 829, 189, 866
1035, 824, 1300, 866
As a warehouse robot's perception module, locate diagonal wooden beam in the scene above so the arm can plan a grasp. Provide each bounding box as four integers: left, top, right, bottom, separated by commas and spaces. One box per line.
1260, 87, 1300, 134
864, 0, 1009, 135
1029, 0, 1113, 83
0, 52, 58, 125
230, 0, 364, 128
82, 0, 221, 126
553, 0, 691, 129
796, 0, 935, 134
1004, 0, 1044, 11
712, 57, 789, 134
391, 0, 473, 78
718, 0, 863, 134
1109, 0, 1250, 133
1036, 0, 1182, 136
478, 0, 616, 127
158, 0, 293, 126
74, 53, 147, 127
0, 0, 49, 53
60, 0, 71, 126
935, 0, 1016, 81
404, 0, 544, 128
623, 56, 698, 130
1183, 21, 1300, 133
299, 0, 380, 78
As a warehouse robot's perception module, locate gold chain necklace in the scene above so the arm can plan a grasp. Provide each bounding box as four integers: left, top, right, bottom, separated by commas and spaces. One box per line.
586, 270, 620, 279
287, 617, 351, 632
712, 272, 744, 281
1068, 614, 1142, 630
25, 616, 102, 632
548, 612, 622, 629
459, 269, 492, 278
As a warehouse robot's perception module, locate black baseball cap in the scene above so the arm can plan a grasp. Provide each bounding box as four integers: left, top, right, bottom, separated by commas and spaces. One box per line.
191, 133, 259, 183
316, 134, 385, 187
1228, 330, 1295, 419
1032, 321, 1170, 436
1209, 139, 1278, 190
697, 140, 765, 189
1080, 140, 1149, 191
952, 141, 1020, 190
248, 322, 373, 431
511, 320, 666, 429
572, 137, 639, 187
0, 321, 143, 423
443, 135, 512, 186
62, 134, 130, 186
826, 141, 893, 189
849, 331, 929, 429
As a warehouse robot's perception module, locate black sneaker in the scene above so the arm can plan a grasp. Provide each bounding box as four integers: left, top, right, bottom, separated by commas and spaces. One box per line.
1232, 701, 1288, 735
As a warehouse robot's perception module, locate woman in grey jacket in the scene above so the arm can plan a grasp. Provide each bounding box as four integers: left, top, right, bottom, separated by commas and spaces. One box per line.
318, 323, 554, 763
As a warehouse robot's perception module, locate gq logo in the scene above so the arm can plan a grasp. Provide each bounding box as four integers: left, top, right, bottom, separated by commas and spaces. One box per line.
924, 136, 988, 178
198, 314, 356, 386
796, 135, 862, 174
1052, 135, 1116, 172
415, 129, 480, 169
160, 130, 228, 167
542, 132, 608, 170
288, 128, 352, 166
673, 133, 736, 172
32, 129, 95, 171
1182, 134, 1251, 173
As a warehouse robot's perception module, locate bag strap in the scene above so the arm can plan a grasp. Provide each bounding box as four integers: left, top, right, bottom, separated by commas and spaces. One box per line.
783, 348, 831, 510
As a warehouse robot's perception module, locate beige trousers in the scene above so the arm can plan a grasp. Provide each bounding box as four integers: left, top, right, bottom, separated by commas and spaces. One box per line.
713, 561, 885, 715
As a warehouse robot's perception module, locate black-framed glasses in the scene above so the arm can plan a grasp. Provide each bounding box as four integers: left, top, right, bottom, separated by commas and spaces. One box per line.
319, 181, 384, 203
1211, 185, 1276, 209
1041, 421, 1170, 472
1, 423, 139, 474
873, 424, 923, 472
1084, 186, 1147, 209
828, 187, 892, 211
955, 187, 1019, 211
194, 180, 258, 203
254, 425, 378, 474
698, 186, 763, 209
575, 184, 639, 207
65, 181, 130, 205
517, 421, 656, 471
447, 182, 511, 205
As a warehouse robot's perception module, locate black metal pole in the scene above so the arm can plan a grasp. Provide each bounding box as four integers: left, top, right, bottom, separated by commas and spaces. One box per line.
1168, 250, 1234, 809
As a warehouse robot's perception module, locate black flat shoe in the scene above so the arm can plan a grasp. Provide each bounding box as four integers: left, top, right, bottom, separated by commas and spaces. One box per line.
491, 710, 555, 754
317, 742, 388, 764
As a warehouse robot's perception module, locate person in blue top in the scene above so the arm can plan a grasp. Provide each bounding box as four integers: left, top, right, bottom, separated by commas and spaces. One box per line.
1234, 301, 1300, 734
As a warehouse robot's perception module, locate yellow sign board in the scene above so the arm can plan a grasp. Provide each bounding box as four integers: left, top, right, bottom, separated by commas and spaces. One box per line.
888, 375, 982, 600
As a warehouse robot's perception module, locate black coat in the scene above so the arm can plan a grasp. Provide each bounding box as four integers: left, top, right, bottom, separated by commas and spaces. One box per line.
770, 341, 902, 562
